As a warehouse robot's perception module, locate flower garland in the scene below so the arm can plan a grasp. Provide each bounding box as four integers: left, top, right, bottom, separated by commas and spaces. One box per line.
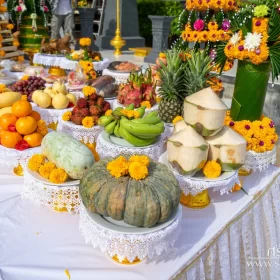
224, 111, 278, 153
28, 154, 68, 184
107, 155, 150, 180
186, 0, 237, 11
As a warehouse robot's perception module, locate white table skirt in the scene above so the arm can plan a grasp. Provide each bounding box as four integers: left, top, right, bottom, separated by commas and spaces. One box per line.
1, 166, 280, 280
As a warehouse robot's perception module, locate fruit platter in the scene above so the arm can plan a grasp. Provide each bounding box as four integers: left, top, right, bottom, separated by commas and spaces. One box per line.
96, 106, 166, 160
22, 131, 95, 213
112, 68, 159, 113
79, 154, 182, 263
58, 86, 111, 144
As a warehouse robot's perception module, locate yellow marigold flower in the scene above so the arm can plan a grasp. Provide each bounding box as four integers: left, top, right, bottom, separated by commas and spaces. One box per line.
232, 183, 242, 192
202, 161, 222, 178
6, 23, 14, 30
28, 154, 46, 172
129, 161, 149, 180
105, 109, 113, 116
82, 85, 96, 97
93, 56, 100, 61
140, 101, 151, 109
209, 77, 223, 93
156, 96, 161, 103
72, 53, 79, 60
208, 21, 219, 31
21, 95, 27, 101
133, 111, 140, 119
39, 162, 56, 179
62, 111, 72, 121
0, 83, 6, 93
82, 116, 94, 128
49, 168, 68, 184
13, 41, 19, 47
208, 30, 219, 42
129, 155, 150, 167
18, 56, 24, 62
79, 37, 91, 47
90, 70, 97, 79
0, 50, 5, 57
234, 120, 254, 138
21, 75, 29, 81
107, 156, 129, 178
172, 116, 184, 125
159, 52, 166, 58
126, 110, 135, 119
0, 6, 7, 12
37, 120, 48, 136
84, 142, 100, 161
252, 18, 269, 34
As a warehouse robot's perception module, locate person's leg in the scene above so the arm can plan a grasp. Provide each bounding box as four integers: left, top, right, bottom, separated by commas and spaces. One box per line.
51, 14, 64, 40
63, 12, 75, 43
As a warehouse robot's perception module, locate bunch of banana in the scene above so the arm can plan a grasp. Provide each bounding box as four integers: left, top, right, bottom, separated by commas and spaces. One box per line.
98, 106, 165, 147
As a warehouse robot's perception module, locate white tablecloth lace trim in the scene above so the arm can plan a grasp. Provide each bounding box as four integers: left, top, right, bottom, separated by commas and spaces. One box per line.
243, 148, 277, 172
172, 175, 280, 280
112, 99, 159, 114
158, 152, 239, 195
0, 145, 41, 167
33, 53, 110, 71
102, 69, 130, 85
57, 120, 103, 144
79, 205, 182, 263
32, 105, 73, 125
22, 171, 80, 213
96, 133, 165, 161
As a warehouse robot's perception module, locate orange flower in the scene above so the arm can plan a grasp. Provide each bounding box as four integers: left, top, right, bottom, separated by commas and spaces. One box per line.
18, 56, 24, 62
0, 50, 5, 57
208, 30, 219, 42
252, 18, 269, 34
199, 31, 208, 42
13, 41, 20, 47
208, 21, 219, 31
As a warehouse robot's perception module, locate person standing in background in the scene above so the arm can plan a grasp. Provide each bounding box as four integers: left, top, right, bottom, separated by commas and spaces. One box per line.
50, 0, 75, 43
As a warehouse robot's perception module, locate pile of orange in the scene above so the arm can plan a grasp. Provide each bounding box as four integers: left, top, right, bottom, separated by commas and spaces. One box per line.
0, 100, 44, 149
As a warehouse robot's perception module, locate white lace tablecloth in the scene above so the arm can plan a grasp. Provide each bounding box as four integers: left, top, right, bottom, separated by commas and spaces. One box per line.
32, 105, 73, 125
57, 120, 103, 144
0, 145, 41, 167
243, 148, 277, 172
22, 170, 80, 213
1, 165, 280, 280
33, 53, 110, 71
79, 205, 182, 263
102, 69, 130, 84
112, 99, 159, 114
96, 133, 165, 161
159, 152, 240, 196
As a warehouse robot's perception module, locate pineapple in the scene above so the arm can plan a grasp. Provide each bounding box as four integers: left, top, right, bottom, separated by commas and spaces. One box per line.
157, 49, 186, 123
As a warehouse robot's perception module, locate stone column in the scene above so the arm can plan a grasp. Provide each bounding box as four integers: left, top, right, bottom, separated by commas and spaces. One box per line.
144, 16, 174, 64
94, 0, 145, 50
78, 8, 96, 49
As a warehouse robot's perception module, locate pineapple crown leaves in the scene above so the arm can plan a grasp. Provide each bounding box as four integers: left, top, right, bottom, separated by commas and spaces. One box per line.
157, 49, 187, 101
184, 50, 217, 95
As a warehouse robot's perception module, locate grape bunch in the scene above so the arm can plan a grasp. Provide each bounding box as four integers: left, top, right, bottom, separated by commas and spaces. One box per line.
11, 76, 46, 102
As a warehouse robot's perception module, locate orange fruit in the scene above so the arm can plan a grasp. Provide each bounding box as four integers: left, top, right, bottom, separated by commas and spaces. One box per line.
0, 126, 5, 139
16, 116, 37, 135
29, 110, 41, 121
0, 113, 17, 130
12, 100, 32, 117
1, 131, 22, 148
23, 132, 43, 147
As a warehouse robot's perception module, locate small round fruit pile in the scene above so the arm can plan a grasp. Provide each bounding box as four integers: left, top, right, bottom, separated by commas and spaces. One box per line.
32, 81, 77, 110
11, 76, 46, 102
66, 94, 111, 126
0, 100, 48, 150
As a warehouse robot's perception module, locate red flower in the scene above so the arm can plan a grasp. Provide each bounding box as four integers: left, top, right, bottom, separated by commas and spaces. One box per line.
8, 124, 17, 132
15, 140, 30, 151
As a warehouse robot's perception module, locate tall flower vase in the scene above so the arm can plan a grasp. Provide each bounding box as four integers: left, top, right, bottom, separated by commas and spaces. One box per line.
230, 60, 271, 121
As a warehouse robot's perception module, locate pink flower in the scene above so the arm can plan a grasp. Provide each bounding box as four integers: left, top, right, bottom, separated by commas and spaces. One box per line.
193, 19, 205, 31
43, 6, 49, 12
16, 6, 22, 12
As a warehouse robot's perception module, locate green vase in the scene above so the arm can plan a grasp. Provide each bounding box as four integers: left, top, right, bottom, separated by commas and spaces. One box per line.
19, 16, 49, 53
230, 60, 271, 122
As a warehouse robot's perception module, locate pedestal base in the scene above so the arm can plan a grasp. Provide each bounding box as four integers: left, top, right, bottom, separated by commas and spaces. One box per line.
180, 190, 210, 209
13, 164, 24, 176
111, 255, 144, 265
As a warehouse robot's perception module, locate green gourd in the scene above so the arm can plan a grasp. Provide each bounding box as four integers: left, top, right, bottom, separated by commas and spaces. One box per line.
79, 156, 181, 228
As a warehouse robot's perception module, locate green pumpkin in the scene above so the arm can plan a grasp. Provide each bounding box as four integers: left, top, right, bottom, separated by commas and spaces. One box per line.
79, 157, 181, 228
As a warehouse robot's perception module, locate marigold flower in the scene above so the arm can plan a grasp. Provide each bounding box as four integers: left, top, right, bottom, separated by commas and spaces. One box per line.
105, 109, 113, 116
107, 156, 129, 178
49, 168, 68, 184
82, 85, 96, 97
39, 162, 56, 179
28, 154, 46, 171
172, 116, 184, 125
82, 116, 94, 128
140, 101, 151, 109
129, 155, 150, 167
36, 120, 48, 136
202, 161, 222, 178
62, 111, 72, 121
129, 161, 149, 180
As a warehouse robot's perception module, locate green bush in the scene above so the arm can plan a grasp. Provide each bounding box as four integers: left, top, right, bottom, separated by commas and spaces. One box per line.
137, 0, 183, 46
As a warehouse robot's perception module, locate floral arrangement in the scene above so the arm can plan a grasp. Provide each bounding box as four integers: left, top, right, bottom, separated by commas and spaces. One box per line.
186, 0, 237, 11
107, 155, 150, 180
202, 161, 222, 178
224, 111, 278, 153
28, 154, 68, 184
216, 0, 280, 81
78, 60, 96, 80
